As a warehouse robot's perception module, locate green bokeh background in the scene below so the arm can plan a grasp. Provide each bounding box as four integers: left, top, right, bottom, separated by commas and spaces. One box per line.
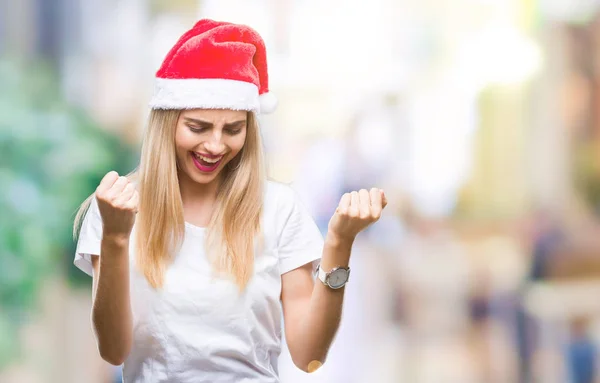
0, 58, 137, 367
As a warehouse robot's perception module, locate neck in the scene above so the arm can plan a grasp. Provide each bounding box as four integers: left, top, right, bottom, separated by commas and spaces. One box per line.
178, 171, 222, 206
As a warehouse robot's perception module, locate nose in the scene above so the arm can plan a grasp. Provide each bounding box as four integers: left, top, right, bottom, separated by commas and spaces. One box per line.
203, 131, 225, 154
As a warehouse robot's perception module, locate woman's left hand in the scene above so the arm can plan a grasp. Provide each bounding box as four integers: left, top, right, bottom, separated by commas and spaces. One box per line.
327, 188, 388, 243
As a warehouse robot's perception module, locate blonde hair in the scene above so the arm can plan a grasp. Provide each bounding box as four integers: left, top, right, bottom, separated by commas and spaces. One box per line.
74, 110, 266, 291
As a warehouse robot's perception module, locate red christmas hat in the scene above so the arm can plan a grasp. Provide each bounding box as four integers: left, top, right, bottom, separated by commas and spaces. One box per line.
149, 19, 277, 114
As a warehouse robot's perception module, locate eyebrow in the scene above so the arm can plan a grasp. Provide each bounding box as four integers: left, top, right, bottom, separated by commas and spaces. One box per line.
183, 117, 247, 129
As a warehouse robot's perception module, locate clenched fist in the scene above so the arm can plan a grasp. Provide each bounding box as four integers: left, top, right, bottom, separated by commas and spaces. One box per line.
327, 188, 388, 243
95, 171, 139, 238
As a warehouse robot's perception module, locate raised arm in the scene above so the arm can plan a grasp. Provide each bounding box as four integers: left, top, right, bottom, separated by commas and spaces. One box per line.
282, 188, 387, 372
89, 171, 138, 365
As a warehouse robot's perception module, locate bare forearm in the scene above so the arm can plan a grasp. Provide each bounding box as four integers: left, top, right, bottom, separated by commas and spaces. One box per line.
293, 234, 352, 367
92, 235, 133, 365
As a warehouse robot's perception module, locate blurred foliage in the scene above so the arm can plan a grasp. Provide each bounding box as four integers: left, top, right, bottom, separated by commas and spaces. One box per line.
574, 142, 600, 214
150, 0, 197, 15
0, 58, 137, 367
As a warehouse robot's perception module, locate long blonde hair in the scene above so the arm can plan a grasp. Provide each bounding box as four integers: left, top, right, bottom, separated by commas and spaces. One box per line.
74, 110, 266, 291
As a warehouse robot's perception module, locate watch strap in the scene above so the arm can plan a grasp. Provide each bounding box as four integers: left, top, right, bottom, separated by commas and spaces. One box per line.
317, 264, 328, 284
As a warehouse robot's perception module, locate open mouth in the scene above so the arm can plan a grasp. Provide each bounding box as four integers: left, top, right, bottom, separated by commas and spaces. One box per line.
190, 152, 224, 172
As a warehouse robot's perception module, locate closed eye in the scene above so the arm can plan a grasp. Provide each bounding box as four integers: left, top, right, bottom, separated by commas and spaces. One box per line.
186, 121, 244, 135
187, 124, 207, 133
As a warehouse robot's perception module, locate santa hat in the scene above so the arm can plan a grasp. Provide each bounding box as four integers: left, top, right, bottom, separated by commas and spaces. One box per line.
149, 19, 277, 114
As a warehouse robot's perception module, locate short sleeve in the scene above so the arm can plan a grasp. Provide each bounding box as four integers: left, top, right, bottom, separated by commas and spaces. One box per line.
276, 184, 325, 275
74, 196, 103, 277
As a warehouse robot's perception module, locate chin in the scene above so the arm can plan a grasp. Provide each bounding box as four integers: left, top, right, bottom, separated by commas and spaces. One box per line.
189, 169, 221, 184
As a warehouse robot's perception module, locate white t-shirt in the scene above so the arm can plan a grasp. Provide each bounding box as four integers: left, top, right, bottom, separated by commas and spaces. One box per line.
74, 180, 324, 383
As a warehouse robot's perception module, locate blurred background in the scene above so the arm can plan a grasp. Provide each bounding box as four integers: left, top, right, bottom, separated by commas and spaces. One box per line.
3, 0, 600, 382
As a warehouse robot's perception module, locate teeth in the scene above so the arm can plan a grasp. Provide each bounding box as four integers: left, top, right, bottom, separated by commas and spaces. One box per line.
194, 153, 222, 164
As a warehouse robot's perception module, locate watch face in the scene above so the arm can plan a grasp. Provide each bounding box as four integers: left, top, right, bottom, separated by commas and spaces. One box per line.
328, 268, 349, 289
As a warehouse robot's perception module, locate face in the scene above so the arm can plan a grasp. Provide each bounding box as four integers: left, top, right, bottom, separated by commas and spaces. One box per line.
174, 109, 248, 186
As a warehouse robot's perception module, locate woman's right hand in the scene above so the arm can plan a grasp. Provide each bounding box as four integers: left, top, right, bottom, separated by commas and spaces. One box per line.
95, 171, 139, 239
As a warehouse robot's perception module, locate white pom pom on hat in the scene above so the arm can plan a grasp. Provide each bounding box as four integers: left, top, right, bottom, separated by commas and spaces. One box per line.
258, 92, 278, 114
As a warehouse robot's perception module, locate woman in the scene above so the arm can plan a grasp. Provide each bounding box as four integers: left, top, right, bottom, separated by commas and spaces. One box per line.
74, 19, 387, 382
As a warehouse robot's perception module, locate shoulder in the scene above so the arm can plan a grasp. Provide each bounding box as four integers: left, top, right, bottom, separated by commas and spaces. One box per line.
84, 193, 101, 220
264, 179, 296, 210
262, 180, 303, 234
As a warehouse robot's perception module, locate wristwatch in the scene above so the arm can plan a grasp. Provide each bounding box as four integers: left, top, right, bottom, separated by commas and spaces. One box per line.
315, 264, 350, 289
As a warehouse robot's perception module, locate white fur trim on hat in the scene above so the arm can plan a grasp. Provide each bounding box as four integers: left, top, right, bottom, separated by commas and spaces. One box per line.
149, 78, 261, 112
